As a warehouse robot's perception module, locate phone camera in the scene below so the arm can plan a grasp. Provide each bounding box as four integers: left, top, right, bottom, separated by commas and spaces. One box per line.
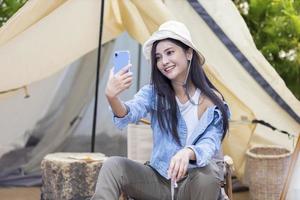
115, 53, 118, 57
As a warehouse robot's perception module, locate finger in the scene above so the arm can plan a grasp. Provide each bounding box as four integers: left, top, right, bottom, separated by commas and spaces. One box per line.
121, 71, 133, 79
176, 162, 187, 181
168, 159, 175, 179
116, 64, 132, 76
109, 68, 114, 79
123, 82, 132, 89
172, 160, 180, 181
114, 73, 131, 85
123, 76, 133, 84
176, 163, 183, 180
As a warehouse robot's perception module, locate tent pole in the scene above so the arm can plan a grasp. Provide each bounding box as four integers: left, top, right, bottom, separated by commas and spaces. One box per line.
136, 44, 142, 91
91, 0, 105, 152
280, 134, 300, 199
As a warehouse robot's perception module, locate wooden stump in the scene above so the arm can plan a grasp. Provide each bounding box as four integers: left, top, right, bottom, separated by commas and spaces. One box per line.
41, 152, 107, 200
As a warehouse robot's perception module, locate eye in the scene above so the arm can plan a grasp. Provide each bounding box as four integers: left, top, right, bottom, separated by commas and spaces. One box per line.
166, 50, 174, 56
155, 55, 161, 61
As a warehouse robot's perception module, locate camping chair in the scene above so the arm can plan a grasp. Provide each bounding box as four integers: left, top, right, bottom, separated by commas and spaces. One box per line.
121, 119, 233, 200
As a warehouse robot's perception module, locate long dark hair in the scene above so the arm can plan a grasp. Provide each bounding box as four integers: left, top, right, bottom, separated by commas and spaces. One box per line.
150, 38, 229, 146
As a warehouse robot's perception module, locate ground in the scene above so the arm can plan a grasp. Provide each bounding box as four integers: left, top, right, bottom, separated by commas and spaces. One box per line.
0, 187, 40, 200
0, 187, 250, 200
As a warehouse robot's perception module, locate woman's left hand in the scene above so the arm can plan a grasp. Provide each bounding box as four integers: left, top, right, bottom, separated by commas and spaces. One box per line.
168, 148, 194, 182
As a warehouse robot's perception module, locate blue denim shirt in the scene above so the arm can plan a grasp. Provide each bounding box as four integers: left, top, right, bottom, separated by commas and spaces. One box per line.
112, 84, 230, 179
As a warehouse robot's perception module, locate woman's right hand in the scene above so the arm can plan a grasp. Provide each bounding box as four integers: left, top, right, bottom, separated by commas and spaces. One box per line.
105, 64, 133, 99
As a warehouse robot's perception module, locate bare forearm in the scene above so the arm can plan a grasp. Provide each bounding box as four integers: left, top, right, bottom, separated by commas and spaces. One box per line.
104, 66, 133, 117
106, 94, 128, 118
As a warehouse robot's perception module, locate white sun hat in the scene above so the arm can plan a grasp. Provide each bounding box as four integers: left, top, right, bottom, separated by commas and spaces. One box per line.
142, 20, 202, 60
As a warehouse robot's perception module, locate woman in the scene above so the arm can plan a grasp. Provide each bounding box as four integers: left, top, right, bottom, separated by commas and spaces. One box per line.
91, 20, 230, 200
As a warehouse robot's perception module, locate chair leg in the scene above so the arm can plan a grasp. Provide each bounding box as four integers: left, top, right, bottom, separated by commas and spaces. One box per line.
221, 187, 230, 200
119, 192, 127, 200
225, 162, 233, 199
120, 192, 135, 200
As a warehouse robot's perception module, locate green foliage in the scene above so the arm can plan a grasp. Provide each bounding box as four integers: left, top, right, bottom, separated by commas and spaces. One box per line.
234, 0, 300, 100
0, 0, 27, 27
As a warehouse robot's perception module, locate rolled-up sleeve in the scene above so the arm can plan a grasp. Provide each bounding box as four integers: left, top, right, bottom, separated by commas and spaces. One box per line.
186, 105, 230, 167
112, 84, 153, 129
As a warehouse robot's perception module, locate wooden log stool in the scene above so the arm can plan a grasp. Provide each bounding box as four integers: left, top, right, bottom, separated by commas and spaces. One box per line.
41, 152, 107, 200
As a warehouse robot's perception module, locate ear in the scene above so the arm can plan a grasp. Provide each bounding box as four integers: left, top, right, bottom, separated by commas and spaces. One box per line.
186, 48, 193, 61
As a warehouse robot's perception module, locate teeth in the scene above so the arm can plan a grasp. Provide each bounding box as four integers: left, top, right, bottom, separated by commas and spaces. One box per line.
164, 66, 174, 72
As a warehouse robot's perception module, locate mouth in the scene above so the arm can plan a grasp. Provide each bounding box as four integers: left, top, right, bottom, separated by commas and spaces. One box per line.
163, 65, 175, 73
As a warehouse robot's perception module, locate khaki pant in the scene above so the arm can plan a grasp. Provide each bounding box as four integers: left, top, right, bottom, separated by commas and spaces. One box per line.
91, 156, 223, 200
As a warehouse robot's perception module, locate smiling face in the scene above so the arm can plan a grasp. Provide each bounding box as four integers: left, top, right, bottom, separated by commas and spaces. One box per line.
155, 40, 192, 84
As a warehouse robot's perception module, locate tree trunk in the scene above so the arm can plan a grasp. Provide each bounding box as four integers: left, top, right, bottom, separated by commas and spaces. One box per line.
41, 152, 107, 200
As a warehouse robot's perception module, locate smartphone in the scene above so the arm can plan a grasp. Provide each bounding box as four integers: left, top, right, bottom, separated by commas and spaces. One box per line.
113, 50, 130, 74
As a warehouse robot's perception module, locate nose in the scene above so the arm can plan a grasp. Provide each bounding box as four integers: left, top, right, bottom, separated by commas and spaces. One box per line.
162, 55, 169, 66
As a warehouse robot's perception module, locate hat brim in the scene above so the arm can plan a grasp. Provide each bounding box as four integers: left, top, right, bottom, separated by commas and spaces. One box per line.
142, 30, 201, 60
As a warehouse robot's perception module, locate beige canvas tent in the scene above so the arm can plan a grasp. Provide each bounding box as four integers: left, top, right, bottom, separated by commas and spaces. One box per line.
0, 0, 299, 198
